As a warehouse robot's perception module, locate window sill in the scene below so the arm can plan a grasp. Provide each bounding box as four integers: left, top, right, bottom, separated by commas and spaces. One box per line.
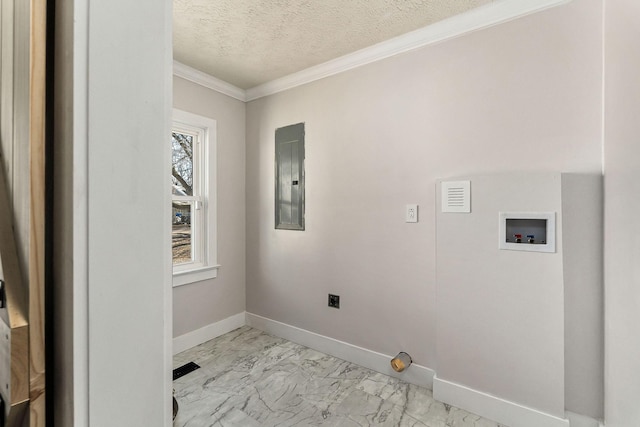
173, 265, 220, 287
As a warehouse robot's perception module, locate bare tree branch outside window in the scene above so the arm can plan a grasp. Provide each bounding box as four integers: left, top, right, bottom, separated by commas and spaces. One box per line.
172, 131, 194, 264
172, 132, 193, 196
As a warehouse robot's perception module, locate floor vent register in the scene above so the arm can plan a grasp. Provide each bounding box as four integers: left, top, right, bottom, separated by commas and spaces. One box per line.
173, 361, 201, 380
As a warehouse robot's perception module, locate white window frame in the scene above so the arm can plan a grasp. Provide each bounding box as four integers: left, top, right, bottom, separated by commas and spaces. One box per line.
172, 109, 219, 286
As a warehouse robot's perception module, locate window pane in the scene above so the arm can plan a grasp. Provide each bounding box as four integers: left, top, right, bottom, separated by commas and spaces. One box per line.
172, 132, 194, 196
172, 201, 192, 265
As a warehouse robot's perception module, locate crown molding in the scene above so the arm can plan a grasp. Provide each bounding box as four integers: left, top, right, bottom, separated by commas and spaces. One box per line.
245, 0, 571, 101
173, 61, 247, 101
174, 0, 571, 103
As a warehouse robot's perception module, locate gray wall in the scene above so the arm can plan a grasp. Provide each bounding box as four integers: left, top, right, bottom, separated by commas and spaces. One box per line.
561, 173, 604, 417
436, 173, 603, 419
604, 0, 640, 425
436, 173, 566, 417
173, 76, 247, 337
246, 0, 602, 417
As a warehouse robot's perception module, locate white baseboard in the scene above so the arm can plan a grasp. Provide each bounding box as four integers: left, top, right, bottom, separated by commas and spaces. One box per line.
173, 312, 246, 355
433, 376, 570, 427
245, 312, 434, 389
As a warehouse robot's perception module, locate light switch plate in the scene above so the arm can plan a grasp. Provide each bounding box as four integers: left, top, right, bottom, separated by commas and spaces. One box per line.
406, 204, 418, 223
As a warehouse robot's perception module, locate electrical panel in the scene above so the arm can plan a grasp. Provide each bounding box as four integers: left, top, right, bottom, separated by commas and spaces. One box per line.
275, 123, 305, 230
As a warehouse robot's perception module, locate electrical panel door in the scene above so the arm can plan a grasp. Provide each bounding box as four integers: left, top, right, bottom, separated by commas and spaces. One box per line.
275, 123, 305, 230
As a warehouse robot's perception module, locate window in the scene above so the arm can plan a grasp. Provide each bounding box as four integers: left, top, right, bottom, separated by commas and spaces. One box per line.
171, 109, 218, 286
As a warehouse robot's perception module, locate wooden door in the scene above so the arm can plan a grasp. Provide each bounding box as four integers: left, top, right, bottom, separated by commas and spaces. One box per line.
0, 0, 47, 426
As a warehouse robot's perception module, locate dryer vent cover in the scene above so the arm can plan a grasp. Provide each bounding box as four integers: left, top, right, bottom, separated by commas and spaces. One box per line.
441, 180, 471, 213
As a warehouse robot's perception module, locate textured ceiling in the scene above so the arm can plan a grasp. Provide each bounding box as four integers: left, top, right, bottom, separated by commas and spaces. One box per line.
173, 0, 495, 90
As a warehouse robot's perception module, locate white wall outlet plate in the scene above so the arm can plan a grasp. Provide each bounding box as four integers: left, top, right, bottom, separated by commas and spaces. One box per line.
406, 204, 418, 223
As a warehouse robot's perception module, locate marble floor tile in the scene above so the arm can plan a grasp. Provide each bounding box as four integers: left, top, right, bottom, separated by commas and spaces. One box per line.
173, 326, 505, 427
